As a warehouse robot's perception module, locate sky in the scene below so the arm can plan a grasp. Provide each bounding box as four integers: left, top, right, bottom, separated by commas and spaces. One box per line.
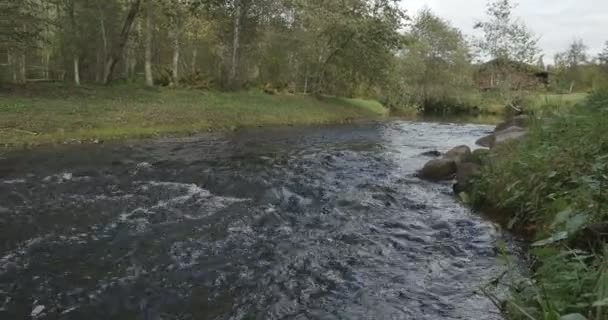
400, 0, 608, 64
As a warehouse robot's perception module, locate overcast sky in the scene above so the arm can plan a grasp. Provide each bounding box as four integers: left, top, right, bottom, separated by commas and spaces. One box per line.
400, 0, 608, 64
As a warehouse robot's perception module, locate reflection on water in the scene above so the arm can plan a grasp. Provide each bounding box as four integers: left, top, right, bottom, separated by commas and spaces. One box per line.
0, 120, 512, 320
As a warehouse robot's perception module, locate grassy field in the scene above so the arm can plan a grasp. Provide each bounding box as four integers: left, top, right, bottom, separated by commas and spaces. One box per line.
0, 84, 388, 147
470, 91, 608, 319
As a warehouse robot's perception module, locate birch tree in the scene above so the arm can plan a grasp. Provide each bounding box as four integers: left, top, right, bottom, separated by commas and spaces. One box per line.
102, 0, 142, 84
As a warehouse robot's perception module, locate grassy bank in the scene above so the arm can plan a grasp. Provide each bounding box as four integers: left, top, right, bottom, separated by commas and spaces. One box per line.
470, 91, 608, 319
524, 92, 589, 116
0, 84, 387, 147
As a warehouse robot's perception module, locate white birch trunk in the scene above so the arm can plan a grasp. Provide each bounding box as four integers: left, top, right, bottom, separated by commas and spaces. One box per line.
73, 56, 80, 85
144, 2, 154, 86
229, 0, 241, 87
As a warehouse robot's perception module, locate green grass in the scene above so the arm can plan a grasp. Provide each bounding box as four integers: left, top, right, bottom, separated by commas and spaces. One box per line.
0, 83, 388, 147
524, 92, 589, 116
470, 91, 608, 319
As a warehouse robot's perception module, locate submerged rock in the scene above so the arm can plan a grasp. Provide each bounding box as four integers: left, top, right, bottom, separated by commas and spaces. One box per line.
418, 159, 457, 182
420, 150, 442, 157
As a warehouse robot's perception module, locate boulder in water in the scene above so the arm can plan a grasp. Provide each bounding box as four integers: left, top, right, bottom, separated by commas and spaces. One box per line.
492, 126, 527, 148
495, 115, 530, 132
444, 145, 471, 164
476, 134, 494, 148
418, 159, 457, 182
453, 162, 481, 193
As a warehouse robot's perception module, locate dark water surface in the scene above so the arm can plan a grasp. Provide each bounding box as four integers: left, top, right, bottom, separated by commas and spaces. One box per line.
0, 121, 511, 319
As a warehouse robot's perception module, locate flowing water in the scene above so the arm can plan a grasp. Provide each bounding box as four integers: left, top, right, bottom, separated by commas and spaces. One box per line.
0, 120, 514, 320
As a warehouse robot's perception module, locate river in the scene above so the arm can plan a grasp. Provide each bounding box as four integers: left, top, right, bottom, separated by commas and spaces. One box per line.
0, 120, 514, 319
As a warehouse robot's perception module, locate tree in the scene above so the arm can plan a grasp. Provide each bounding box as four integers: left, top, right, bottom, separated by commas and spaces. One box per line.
401, 9, 472, 112
102, 0, 143, 84
598, 41, 608, 66
61, 0, 82, 85
294, 0, 406, 95
474, 0, 540, 111
144, 0, 154, 86
554, 39, 590, 92
536, 55, 545, 71
474, 0, 539, 64
1, 0, 47, 82
565, 39, 588, 68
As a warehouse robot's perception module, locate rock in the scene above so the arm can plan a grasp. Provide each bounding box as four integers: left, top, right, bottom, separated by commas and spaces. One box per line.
476, 126, 528, 149
495, 115, 530, 132
418, 159, 457, 182
444, 145, 471, 164
420, 150, 442, 157
492, 126, 527, 148
453, 162, 481, 193
476, 134, 494, 148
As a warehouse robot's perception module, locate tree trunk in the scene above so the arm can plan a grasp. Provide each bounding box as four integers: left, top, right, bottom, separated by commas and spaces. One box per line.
172, 23, 180, 85
569, 81, 575, 94
96, 1, 108, 83
20, 51, 26, 83
191, 48, 198, 74
303, 64, 309, 94
67, 0, 80, 85
125, 44, 136, 79
44, 52, 51, 80
229, 0, 241, 88
103, 0, 142, 85
7, 51, 16, 83
129, 54, 136, 80
96, 51, 102, 82
144, 1, 154, 87
314, 53, 324, 95
73, 56, 80, 85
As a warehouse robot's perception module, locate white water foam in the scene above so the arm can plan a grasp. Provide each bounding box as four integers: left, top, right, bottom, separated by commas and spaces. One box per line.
116, 181, 249, 233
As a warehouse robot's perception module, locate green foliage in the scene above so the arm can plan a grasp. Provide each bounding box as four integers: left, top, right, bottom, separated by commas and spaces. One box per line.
474, 0, 540, 64
392, 9, 475, 114
523, 93, 588, 117
471, 91, 608, 319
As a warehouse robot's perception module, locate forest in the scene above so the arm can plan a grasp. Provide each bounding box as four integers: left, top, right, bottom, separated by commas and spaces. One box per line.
3, 0, 607, 112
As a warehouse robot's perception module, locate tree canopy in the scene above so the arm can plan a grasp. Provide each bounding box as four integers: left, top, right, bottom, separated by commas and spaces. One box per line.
2, 0, 608, 109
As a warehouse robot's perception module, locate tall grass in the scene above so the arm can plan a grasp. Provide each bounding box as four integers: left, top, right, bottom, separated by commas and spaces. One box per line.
471, 91, 608, 319
524, 93, 588, 116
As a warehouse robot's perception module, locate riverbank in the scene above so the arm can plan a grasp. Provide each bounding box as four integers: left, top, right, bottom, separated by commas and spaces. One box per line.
468, 91, 608, 319
0, 84, 387, 148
